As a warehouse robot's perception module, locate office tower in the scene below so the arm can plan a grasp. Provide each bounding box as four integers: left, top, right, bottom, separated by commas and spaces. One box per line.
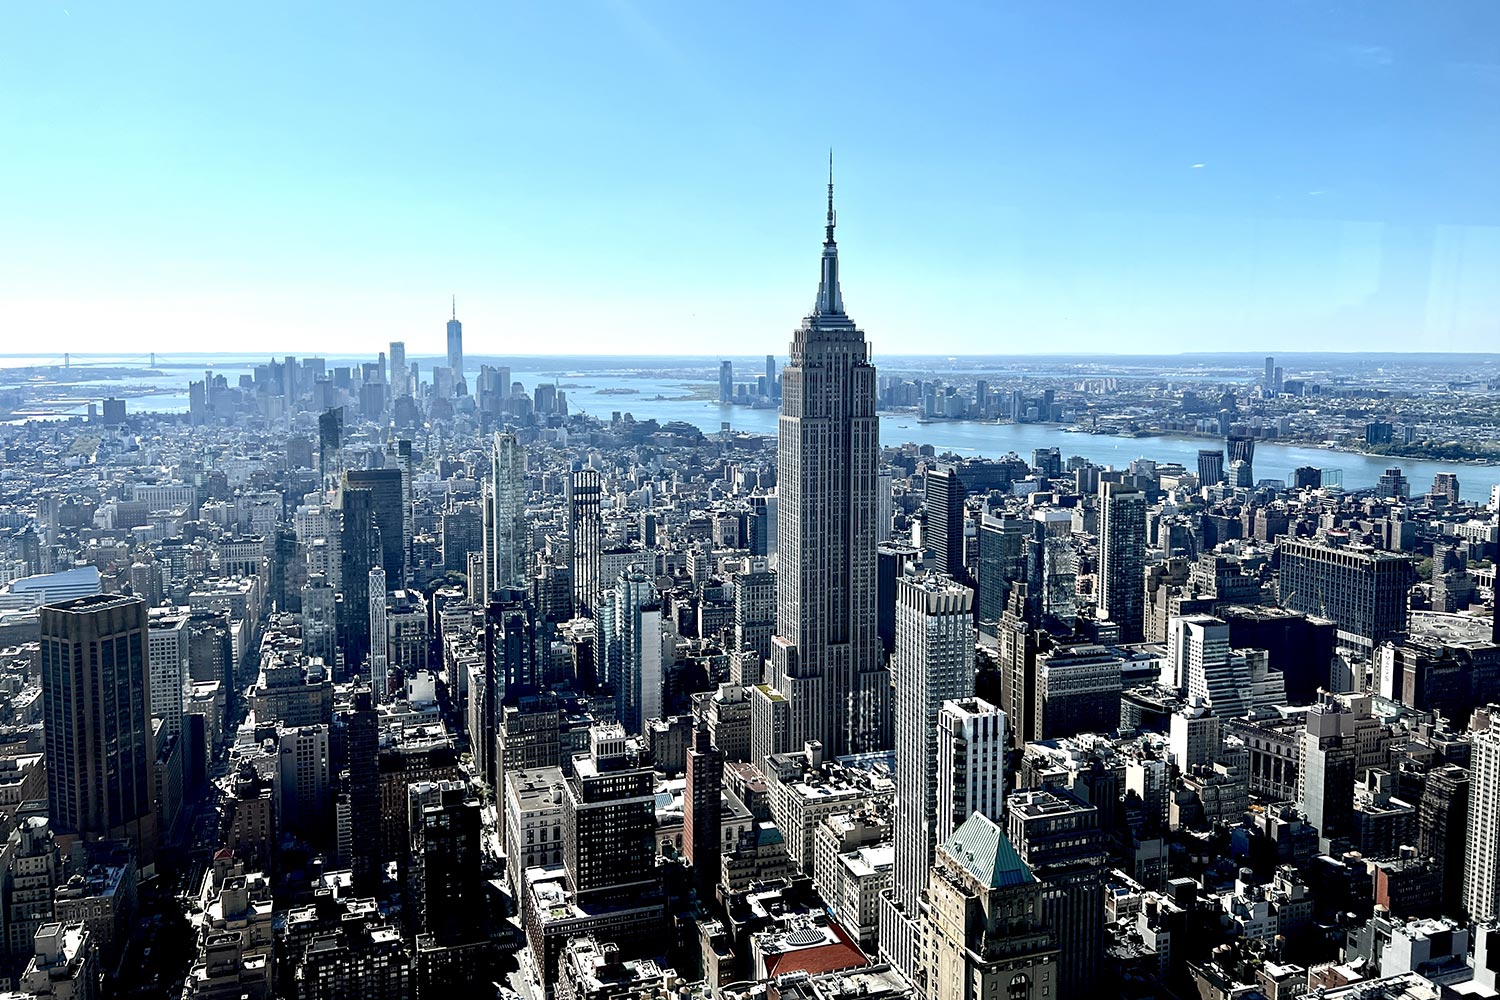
1273, 365, 1284, 395
41, 595, 157, 860
343, 468, 405, 584
1293, 465, 1323, 490
925, 813, 1058, 1000
486, 432, 529, 594
1226, 434, 1256, 485
301, 576, 338, 666
881, 573, 974, 979
446, 296, 463, 380
1170, 698, 1220, 770
1278, 535, 1414, 652
368, 567, 389, 702
277, 724, 330, 842
1264, 356, 1275, 391
389, 341, 407, 396
1417, 764, 1468, 917
1466, 727, 1500, 923
597, 568, 662, 733
563, 725, 658, 898
976, 514, 1028, 639
347, 689, 381, 895
338, 485, 379, 674
1098, 481, 1147, 642
407, 780, 482, 944
1028, 510, 1078, 633
998, 583, 1040, 745
876, 541, 920, 658
1197, 449, 1225, 486
1035, 643, 1123, 739
1299, 695, 1361, 854
746, 494, 777, 558
488, 587, 541, 702
1165, 613, 1241, 710
147, 608, 188, 743
925, 467, 967, 580
732, 560, 776, 676
936, 697, 1007, 845
683, 725, 724, 887
568, 469, 602, 617
719, 360, 734, 403
1007, 788, 1108, 996
765, 353, 778, 397
317, 407, 343, 480
757, 163, 885, 761
391, 438, 414, 583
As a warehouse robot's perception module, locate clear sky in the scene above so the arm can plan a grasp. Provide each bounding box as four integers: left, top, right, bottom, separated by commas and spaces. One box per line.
3, 2, 1497, 357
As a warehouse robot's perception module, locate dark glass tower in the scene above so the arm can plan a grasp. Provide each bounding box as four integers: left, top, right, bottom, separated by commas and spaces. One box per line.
41, 595, 157, 862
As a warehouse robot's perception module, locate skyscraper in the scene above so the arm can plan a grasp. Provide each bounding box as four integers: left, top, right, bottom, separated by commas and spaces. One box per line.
756, 160, 885, 763
446, 296, 463, 381
881, 572, 974, 979
567, 468, 602, 617
925, 466, 966, 580
1098, 481, 1147, 642
41, 595, 157, 861
338, 485, 379, 674
1007, 787, 1108, 996
1197, 449, 1225, 486
486, 432, 529, 595
347, 688, 381, 895
976, 514, 1028, 639
935, 696, 1007, 848
683, 725, 724, 888
719, 360, 734, 403
1278, 534, 1414, 653
596, 567, 663, 734
407, 780, 483, 945
925, 813, 1058, 1000
1465, 726, 1500, 923
1226, 434, 1256, 486
388, 341, 407, 396
765, 353, 778, 399
344, 468, 406, 584
147, 607, 188, 744
368, 567, 389, 702
563, 725, 658, 899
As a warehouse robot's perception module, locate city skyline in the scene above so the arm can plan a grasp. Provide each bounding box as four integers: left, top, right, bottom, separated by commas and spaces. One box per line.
3, 3, 1497, 356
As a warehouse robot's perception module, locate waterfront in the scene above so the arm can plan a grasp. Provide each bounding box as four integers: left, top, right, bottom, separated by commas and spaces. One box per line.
5, 353, 1497, 501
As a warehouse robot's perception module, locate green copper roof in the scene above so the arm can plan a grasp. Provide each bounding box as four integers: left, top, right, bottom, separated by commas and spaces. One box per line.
943, 813, 1033, 888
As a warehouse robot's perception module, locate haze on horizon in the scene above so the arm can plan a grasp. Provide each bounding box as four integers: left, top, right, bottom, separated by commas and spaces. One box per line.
3, 2, 1497, 358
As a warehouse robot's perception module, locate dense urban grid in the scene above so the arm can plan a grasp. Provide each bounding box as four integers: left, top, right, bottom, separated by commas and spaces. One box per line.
1, 181, 1500, 1000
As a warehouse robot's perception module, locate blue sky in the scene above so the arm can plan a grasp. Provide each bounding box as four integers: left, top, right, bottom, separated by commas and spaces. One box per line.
2, 2, 1497, 356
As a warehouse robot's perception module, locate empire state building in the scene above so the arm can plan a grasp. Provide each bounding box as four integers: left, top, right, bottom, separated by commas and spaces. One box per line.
752, 160, 889, 763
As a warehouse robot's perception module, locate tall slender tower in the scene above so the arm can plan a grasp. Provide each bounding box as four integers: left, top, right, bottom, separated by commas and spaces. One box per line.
1098, 481, 1147, 642
568, 469, 602, 616
881, 572, 974, 980
754, 156, 885, 764
446, 296, 463, 380
487, 432, 529, 594
368, 566, 388, 702
1464, 726, 1500, 923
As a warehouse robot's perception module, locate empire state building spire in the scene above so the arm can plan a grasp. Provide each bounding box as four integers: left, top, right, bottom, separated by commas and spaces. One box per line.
752, 157, 885, 768
814, 150, 845, 318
